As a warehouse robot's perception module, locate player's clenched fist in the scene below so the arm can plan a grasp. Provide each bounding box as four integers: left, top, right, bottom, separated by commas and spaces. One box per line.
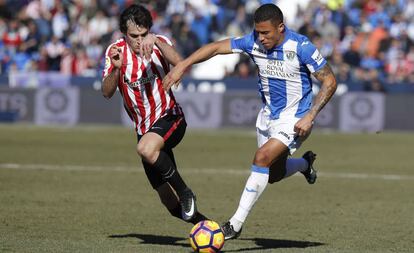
109, 45, 123, 69
294, 114, 314, 137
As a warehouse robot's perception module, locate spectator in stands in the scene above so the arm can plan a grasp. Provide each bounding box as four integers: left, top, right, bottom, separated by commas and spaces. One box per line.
13, 45, 31, 71
21, 20, 41, 57
73, 48, 91, 76
36, 46, 49, 71
226, 5, 250, 37
60, 47, 74, 75
315, 8, 340, 41
0, 0, 12, 20
85, 38, 104, 70
298, 14, 320, 40
88, 10, 111, 41
367, 21, 389, 57
25, 0, 52, 42
51, 3, 70, 40
368, 5, 391, 29
230, 54, 256, 79
169, 13, 184, 40
191, 10, 211, 45
175, 22, 200, 58
44, 35, 65, 71
352, 22, 373, 56
363, 70, 386, 92
2, 19, 22, 56
70, 18, 92, 47
0, 0, 412, 91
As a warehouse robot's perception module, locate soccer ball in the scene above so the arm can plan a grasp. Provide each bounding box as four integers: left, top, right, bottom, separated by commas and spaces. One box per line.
189, 220, 225, 253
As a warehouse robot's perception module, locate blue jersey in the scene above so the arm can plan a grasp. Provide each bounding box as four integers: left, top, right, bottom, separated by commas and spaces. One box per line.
230, 28, 327, 119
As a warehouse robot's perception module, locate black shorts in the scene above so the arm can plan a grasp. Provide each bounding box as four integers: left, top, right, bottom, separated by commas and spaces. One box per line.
138, 115, 186, 189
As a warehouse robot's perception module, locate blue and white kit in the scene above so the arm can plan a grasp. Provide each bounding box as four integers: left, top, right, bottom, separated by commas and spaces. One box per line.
231, 27, 327, 153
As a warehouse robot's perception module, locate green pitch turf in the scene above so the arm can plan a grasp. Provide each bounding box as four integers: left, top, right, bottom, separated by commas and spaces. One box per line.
1, 124, 413, 253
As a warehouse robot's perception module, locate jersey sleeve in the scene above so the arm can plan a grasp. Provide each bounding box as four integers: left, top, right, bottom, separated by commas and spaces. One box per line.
298, 39, 327, 73
230, 32, 254, 54
156, 34, 173, 46
154, 34, 174, 71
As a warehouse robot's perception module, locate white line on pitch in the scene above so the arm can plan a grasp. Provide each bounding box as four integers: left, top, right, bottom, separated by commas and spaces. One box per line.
1, 163, 414, 181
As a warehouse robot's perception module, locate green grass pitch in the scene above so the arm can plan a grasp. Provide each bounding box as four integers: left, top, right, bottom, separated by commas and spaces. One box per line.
1, 124, 413, 253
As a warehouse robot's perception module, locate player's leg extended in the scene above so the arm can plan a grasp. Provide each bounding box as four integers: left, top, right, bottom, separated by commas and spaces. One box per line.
138, 116, 198, 221
138, 132, 188, 192
164, 148, 208, 224
138, 132, 196, 221
142, 158, 183, 220
223, 139, 287, 240
142, 158, 183, 219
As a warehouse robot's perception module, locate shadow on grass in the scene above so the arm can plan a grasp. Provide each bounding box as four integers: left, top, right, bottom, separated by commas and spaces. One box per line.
110, 233, 324, 252
223, 237, 325, 252
109, 233, 188, 248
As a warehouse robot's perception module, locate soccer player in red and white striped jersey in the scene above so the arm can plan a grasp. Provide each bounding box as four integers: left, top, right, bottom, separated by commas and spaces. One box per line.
101, 4, 206, 224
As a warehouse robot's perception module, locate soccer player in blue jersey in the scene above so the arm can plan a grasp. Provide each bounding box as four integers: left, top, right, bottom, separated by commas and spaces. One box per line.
163, 3, 337, 240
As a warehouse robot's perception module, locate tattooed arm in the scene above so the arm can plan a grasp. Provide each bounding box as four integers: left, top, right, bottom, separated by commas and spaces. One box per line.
294, 64, 337, 136
309, 63, 337, 119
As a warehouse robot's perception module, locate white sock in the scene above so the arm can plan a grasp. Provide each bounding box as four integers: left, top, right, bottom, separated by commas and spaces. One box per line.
230, 165, 269, 232
283, 158, 308, 178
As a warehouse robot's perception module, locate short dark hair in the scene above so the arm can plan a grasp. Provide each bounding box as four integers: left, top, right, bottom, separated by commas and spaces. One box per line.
254, 4, 284, 26
119, 4, 153, 34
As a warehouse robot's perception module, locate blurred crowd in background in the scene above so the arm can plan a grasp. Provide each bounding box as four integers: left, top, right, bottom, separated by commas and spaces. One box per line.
1, 0, 414, 92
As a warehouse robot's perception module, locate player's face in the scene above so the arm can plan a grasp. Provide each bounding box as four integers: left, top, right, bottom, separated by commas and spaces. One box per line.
125, 23, 149, 54
254, 20, 285, 50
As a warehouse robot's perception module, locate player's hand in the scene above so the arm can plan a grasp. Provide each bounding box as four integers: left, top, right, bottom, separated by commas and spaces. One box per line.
163, 63, 185, 91
109, 45, 123, 69
294, 114, 314, 137
141, 33, 156, 60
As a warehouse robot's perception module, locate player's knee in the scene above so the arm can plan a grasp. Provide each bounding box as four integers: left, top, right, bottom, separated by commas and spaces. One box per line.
136, 142, 157, 162
253, 151, 271, 166
136, 143, 147, 157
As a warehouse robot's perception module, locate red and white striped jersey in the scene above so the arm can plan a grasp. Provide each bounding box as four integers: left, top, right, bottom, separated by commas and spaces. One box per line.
102, 35, 183, 135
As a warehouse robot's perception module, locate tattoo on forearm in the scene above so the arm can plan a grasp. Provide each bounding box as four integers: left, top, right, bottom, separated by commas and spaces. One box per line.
310, 64, 337, 116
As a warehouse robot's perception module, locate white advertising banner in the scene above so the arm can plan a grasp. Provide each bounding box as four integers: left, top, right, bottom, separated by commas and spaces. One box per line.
339, 92, 385, 132
175, 92, 223, 128
34, 87, 80, 126
121, 92, 223, 129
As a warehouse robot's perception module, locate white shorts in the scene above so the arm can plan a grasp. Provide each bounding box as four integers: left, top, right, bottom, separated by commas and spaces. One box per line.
256, 107, 311, 155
